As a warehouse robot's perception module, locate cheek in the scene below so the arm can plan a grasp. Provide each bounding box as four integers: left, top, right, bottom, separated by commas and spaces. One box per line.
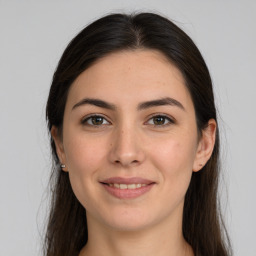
65, 134, 106, 172
63, 135, 107, 205
150, 135, 197, 186
143, 136, 197, 220
153, 139, 196, 168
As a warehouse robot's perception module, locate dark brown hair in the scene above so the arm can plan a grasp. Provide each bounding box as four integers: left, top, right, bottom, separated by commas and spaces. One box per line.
45, 12, 231, 256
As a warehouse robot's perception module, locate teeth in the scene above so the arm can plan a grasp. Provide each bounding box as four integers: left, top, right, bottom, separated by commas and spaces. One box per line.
114, 183, 120, 188
109, 183, 147, 189
120, 184, 127, 189
128, 184, 136, 189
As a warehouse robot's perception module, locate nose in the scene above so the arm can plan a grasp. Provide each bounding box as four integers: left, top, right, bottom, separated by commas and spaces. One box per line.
108, 125, 146, 167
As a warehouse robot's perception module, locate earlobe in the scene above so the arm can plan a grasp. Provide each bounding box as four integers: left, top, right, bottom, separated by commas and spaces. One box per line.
51, 126, 68, 172
193, 119, 216, 172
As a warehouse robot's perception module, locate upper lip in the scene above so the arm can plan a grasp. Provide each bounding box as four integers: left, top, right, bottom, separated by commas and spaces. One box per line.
100, 177, 155, 185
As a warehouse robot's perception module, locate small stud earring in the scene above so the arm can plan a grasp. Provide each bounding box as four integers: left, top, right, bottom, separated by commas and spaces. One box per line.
60, 164, 66, 168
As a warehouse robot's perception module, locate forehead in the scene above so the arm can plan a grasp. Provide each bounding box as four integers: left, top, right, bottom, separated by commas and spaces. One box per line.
66, 49, 193, 110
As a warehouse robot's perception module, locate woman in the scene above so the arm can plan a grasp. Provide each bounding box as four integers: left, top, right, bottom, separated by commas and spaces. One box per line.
45, 12, 231, 256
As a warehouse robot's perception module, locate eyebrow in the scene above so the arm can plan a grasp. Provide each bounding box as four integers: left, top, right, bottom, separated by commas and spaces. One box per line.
138, 97, 185, 111
72, 97, 185, 111
72, 98, 116, 110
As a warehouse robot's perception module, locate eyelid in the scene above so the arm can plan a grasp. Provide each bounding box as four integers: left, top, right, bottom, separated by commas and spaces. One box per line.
145, 113, 176, 126
80, 113, 175, 127
81, 114, 111, 126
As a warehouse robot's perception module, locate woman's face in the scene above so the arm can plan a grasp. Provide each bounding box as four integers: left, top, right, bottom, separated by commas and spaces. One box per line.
53, 50, 215, 232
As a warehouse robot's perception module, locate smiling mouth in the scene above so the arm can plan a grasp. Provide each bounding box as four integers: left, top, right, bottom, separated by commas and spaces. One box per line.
102, 183, 150, 189
100, 179, 155, 199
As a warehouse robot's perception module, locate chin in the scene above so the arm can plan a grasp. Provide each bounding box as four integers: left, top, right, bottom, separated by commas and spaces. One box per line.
98, 207, 162, 232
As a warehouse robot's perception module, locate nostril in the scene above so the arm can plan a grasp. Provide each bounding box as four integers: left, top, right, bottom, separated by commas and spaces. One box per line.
115, 160, 139, 163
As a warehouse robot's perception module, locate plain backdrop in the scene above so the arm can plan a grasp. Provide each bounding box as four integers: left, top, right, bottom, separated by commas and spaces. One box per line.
0, 1, 255, 255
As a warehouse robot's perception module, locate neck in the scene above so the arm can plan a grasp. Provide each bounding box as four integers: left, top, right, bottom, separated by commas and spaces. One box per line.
79, 211, 194, 256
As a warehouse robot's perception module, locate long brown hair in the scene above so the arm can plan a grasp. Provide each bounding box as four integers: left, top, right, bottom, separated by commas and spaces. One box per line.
45, 12, 232, 256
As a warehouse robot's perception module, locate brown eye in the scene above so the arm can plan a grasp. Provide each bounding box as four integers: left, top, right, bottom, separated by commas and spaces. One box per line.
147, 115, 174, 126
91, 116, 104, 125
153, 116, 166, 125
82, 115, 110, 126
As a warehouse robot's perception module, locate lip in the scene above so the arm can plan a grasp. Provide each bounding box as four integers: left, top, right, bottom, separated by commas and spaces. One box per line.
100, 176, 154, 185
100, 177, 156, 199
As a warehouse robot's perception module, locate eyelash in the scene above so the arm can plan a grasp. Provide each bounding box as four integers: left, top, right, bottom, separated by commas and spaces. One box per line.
81, 115, 111, 127
81, 114, 175, 127
146, 114, 175, 127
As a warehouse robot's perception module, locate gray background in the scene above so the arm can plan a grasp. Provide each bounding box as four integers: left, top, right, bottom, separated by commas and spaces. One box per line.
0, 1, 255, 255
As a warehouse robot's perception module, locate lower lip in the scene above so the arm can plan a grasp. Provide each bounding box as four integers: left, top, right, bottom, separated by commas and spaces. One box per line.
101, 183, 155, 199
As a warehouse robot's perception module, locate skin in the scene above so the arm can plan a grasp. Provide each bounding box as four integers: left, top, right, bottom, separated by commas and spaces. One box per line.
52, 50, 216, 256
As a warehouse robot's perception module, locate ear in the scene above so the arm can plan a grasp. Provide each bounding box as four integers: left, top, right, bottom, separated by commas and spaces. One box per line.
51, 126, 68, 172
193, 119, 216, 172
